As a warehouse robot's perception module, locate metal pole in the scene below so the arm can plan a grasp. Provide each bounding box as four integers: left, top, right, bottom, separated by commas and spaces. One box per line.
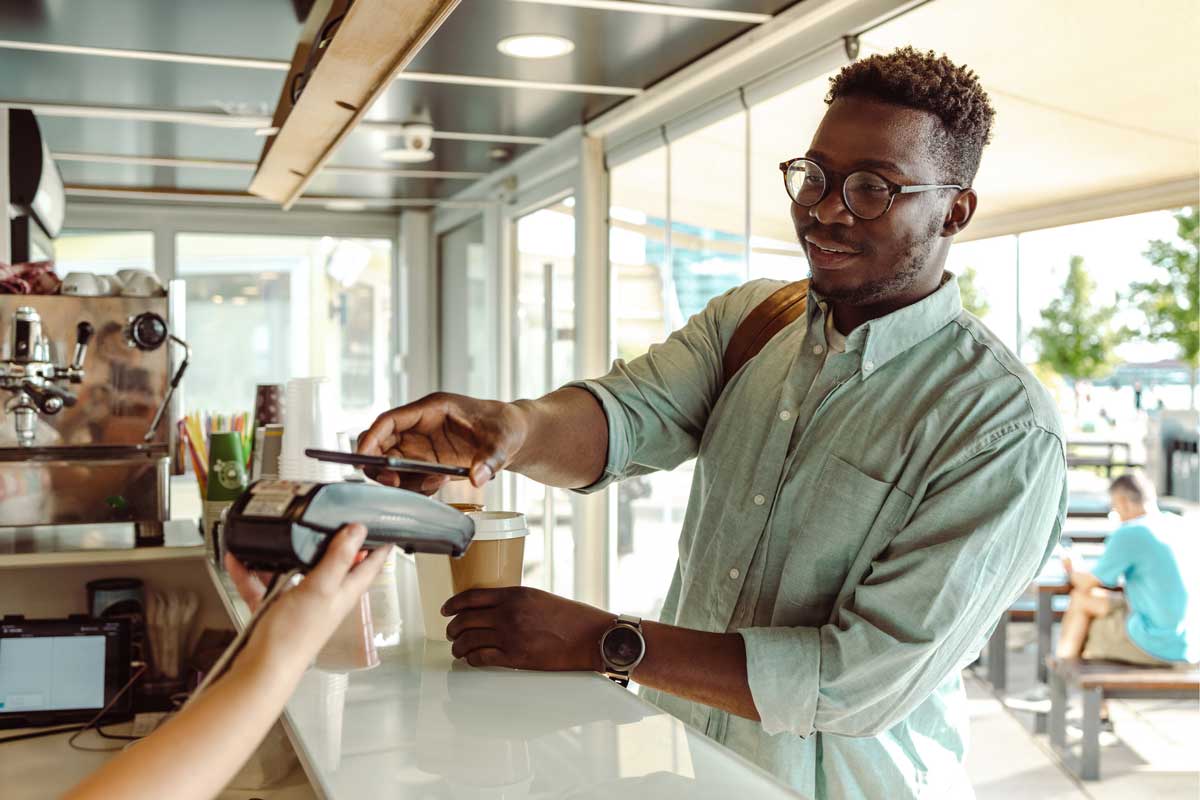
573, 134, 612, 607
1014, 232, 1022, 359
741, 89, 751, 279
0, 110, 10, 264
400, 210, 436, 401
543, 260, 556, 591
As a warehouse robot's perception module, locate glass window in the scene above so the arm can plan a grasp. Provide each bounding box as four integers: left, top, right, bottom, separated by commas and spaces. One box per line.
176, 234, 393, 435
54, 230, 155, 276
749, 72, 835, 282
609, 148, 686, 620
438, 218, 495, 398
513, 199, 576, 595
669, 113, 748, 326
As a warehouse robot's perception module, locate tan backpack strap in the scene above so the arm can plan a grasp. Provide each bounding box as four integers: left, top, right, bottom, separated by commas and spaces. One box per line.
722, 279, 810, 387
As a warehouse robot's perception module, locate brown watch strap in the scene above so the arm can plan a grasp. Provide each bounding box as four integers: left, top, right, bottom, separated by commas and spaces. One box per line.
722, 279, 810, 387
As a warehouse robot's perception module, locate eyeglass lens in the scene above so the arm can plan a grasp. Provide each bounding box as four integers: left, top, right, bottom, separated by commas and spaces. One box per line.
785, 160, 893, 220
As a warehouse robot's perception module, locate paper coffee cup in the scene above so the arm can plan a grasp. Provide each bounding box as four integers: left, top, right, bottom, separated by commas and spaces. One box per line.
450, 512, 528, 593
415, 552, 456, 641
414, 511, 528, 642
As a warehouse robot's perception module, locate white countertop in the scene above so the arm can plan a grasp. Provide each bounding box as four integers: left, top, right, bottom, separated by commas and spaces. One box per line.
208, 556, 805, 800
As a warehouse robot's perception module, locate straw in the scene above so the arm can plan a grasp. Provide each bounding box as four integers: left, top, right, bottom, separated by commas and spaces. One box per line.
180, 422, 208, 498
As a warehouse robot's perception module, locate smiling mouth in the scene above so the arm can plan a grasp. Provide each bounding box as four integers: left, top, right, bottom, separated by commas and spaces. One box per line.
804, 236, 861, 256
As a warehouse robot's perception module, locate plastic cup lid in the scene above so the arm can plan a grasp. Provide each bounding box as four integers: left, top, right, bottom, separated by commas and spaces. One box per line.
466, 511, 529, 540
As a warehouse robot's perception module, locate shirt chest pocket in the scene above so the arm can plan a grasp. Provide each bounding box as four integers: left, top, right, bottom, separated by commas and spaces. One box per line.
776, 454, 911, 623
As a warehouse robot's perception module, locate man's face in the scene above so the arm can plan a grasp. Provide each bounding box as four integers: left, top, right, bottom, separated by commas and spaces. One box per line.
790, 97, 955, 305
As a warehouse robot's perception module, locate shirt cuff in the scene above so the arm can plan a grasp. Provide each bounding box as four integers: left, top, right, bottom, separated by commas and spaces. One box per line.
565, 379, 631, 494
739, 626, 821, 737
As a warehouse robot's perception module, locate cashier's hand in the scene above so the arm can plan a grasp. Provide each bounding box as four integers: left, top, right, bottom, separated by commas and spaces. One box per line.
443, 587, 611, 672
357, 392, 528, 494
226, 525, 392, 669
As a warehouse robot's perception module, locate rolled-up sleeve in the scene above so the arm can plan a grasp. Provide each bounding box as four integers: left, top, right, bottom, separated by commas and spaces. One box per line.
740, 425, 1066, 737
570, 283, 770, 494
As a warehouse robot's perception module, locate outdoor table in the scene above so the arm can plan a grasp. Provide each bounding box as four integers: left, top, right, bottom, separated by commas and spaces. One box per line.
1065, 440, 1143, 478
1061, 515, 1116, 546
1067, 490, 1111, 519
984, 548, 1101, 693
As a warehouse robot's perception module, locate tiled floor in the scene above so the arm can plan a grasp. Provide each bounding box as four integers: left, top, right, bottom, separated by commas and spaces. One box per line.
966, 622, 1200, 799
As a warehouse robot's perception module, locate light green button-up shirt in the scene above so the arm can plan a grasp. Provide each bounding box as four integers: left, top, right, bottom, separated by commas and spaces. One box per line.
573, 275, 1067, 799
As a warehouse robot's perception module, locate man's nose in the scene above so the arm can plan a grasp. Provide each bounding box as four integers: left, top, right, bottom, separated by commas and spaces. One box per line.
811, 185, 855, 227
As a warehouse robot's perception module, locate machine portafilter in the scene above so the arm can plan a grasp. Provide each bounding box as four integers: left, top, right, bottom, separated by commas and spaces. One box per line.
0, 306, 93, 446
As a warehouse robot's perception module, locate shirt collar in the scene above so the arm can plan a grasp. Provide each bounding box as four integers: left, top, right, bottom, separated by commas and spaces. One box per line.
807, 271, 963, 376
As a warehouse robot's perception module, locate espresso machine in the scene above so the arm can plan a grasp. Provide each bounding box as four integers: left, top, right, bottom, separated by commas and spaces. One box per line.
0, 287, 187, 541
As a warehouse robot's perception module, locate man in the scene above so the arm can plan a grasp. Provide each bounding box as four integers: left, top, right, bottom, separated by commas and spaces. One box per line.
1058, 472, 1198, 667
360, 47, 1066, 798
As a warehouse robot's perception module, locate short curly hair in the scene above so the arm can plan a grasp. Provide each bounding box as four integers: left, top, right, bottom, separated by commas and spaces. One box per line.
826, 46, 995, 185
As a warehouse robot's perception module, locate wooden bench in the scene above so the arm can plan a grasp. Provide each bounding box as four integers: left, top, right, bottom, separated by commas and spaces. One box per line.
1045, 656, 1200, 780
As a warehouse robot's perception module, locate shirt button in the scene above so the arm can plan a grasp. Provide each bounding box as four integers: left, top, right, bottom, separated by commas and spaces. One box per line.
753, 494, 766, 506
863, 360, 875, 372
812, 344, 824, 355
729, 567, 740, 580
779, 410, 791, 421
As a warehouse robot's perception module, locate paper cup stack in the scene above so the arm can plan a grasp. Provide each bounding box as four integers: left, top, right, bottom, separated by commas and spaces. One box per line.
278, 377, 343, 482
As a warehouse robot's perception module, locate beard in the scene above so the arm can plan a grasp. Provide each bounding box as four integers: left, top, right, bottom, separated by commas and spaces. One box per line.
807, 214, 943, 306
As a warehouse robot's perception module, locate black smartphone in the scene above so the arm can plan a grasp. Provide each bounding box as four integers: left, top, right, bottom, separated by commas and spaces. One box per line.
304, 449, 470, 478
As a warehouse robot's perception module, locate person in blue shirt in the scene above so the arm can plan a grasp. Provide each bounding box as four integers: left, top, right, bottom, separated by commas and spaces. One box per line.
1058, 471, 1197, 667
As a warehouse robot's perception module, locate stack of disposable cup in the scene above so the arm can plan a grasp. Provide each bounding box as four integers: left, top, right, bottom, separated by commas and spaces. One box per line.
278, 377, 343, 482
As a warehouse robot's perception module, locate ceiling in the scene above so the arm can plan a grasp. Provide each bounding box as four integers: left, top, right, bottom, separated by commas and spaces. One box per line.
0, 0, 801, 208
615, 0, 1199, 245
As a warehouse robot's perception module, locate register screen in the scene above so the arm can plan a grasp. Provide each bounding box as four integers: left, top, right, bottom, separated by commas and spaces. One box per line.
0, 635, 107, 712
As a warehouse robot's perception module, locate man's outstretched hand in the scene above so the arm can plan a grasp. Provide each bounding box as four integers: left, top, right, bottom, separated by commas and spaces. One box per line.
356, 392, 529, 495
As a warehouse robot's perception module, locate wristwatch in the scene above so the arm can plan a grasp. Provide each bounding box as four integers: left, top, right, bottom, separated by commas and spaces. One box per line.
599, 614, 645, 687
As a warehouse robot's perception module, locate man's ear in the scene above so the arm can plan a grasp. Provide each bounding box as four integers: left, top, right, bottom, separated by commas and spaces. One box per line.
942, 188, 977, 237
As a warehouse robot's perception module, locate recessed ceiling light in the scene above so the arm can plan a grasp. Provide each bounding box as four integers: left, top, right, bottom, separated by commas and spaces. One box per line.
253, 126, 279, 136
381, 148, 436, 163
497, 34, 575, 59
324, 199, 369, 211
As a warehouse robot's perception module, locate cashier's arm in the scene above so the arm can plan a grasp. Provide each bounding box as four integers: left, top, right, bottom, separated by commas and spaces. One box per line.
64, 527, 390, 800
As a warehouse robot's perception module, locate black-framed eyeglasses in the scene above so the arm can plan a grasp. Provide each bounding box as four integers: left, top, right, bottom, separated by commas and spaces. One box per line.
779, 157, 964, 221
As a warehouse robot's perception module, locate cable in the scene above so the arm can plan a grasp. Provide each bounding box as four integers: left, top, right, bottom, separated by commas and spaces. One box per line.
3, 572, 299, 750
0, 663, 147, 748
67, 664, 149, 753
96, 724, 140, 741
0, 724, 86, 745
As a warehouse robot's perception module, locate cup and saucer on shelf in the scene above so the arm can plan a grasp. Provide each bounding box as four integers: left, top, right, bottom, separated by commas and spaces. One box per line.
59, 269, 165, 297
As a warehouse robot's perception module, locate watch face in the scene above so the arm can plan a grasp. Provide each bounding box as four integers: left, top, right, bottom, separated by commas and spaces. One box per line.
603, 625, 643, 669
